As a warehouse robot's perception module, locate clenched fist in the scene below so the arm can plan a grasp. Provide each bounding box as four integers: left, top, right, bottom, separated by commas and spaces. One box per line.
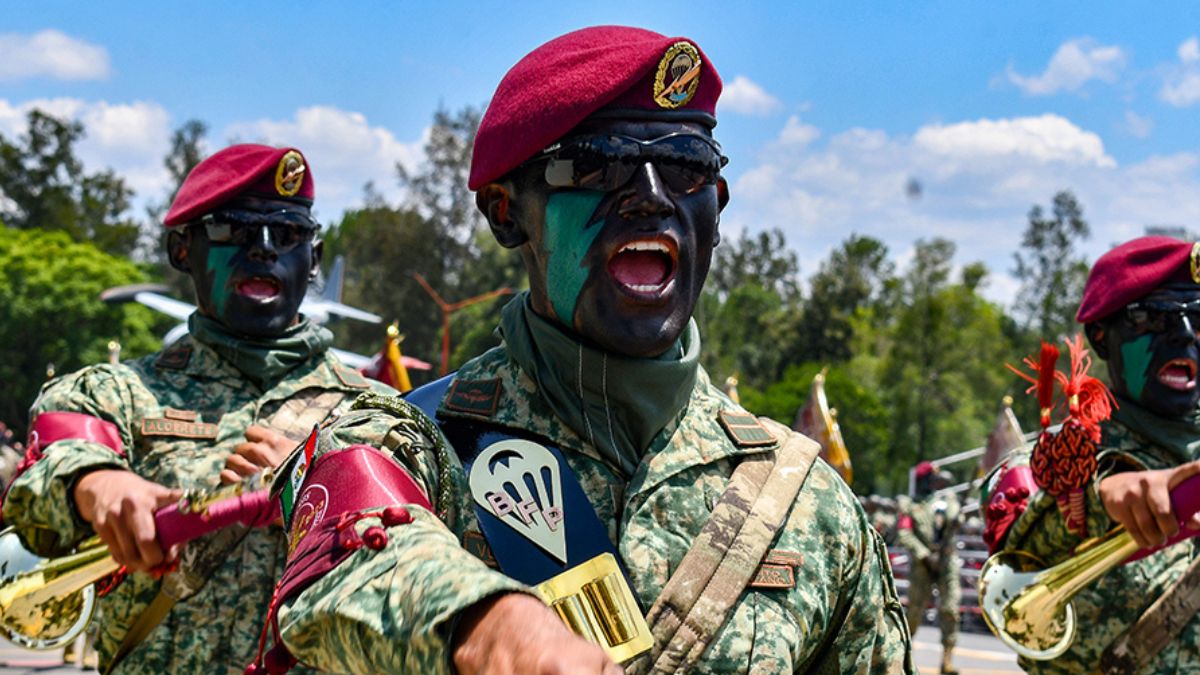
74, 469, 183, 572
220, 425, 296, 484
1099, 460, 1200, 549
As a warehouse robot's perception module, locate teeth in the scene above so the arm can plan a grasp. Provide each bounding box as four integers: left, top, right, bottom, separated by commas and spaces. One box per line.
629, 284, 663, 293
620, 241, 670, 254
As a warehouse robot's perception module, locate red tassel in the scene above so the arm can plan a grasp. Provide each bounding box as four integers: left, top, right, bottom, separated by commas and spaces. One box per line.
1036, 342, 1060, 427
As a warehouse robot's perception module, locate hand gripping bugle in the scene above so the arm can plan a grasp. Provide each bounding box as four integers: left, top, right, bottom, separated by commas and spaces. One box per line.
979, 472, 1200, 660
0, 472, 280, 650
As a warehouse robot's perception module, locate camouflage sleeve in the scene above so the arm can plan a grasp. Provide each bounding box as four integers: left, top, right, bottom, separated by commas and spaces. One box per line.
829, 508, 915, 675
3, 365, 138, 554
277, 404, 528, 674
893, 504, 931, 561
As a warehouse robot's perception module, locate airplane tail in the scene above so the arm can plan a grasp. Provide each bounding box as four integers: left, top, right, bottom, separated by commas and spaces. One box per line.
321, 256, 346, 302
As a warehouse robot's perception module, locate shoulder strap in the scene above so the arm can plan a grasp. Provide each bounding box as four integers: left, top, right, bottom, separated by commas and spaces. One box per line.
1101, 550, 1200, 673
637, 417, 821, 674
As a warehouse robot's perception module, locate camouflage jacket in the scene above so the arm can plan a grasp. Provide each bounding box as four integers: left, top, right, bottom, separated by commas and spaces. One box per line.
2, 333, 387, 674
278, 345, 913, 674
987, 412, 1200, 673
896, 491, 962, 567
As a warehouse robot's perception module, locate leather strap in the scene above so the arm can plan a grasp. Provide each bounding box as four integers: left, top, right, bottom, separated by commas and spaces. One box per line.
635, 417, 820, 674
1101, 549, 1200, 674
104, 590, 175, 675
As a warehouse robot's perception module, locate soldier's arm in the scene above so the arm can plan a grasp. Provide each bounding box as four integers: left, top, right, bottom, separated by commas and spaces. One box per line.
273, 402, 530, 674
893, 509, 931, 561
2, 365, 139, 555
827, 507, 915, 674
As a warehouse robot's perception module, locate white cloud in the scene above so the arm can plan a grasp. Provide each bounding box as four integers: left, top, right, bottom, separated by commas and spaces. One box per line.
0, 30, 111, 82
1006, 38, 1126, 95
224, 106, 425, 220
914, 114, 1114, 168
719, 75, 782, 116
0, 98, 172, 199
1124, 110, 1153, 138
725, 114, 1200, 308
1161, 36, 1200, 107
778, 115, 820, 146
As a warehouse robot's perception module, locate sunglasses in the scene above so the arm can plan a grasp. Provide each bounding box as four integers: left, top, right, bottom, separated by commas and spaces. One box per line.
534, 132, 728, 196
1124, 299, 1200, 334
192, 209, 319, 252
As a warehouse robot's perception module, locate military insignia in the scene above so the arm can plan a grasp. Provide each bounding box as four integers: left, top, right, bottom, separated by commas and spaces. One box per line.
141, 417, 218, 439
333, 364, 370, 389
446, 378, 501, 416
280, 425, 321, 527
653, 41, 702, 109
463, 531, 499, 568
274, 150, 306, 197
749, 550, 803, 590
469, 439, 567, 564
287, 482, 328, 556
1191, 242, 1200, 284
163, 408, 198, 422
155, 344, 192, 370
717, 410, 777, 447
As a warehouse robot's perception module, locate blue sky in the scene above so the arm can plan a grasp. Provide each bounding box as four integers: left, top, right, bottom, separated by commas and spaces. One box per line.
4, 2, 1200, 305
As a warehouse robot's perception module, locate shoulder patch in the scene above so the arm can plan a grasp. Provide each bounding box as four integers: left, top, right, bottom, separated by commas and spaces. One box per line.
155, 344, 192, 370
334, 364, 370, 389
749, 550, 802, 590
445, 378, 501, 417
717, 410, 777, 447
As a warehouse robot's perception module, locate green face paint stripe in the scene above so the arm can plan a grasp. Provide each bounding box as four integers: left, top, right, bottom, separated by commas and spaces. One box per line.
1121, 334, 1154, 401
206, 246, 236, 318
544, 191, 605, 325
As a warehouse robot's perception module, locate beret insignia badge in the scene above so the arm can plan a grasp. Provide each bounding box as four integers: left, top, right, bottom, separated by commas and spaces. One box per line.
1191, 242, 1200, 284
275, 150, 306, 197
654, 41, 702, 109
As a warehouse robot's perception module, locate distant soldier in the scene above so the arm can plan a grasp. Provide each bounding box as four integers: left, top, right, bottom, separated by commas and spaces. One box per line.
0, 422, 20, 489
898, 461, 962, 674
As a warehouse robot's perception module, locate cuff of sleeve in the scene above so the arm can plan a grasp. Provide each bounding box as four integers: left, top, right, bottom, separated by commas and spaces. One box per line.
4, 440, 127, 553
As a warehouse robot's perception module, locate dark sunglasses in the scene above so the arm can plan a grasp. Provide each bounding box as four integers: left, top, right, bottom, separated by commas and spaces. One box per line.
1124, 299, 1200, 334
191, 209, 319, 252
534, 132, 728, 195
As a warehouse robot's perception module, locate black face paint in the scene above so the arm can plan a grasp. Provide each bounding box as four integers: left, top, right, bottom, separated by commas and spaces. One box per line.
514, 119, 723, 358
184, 196, 319, 338
1099, 283, 1200, 418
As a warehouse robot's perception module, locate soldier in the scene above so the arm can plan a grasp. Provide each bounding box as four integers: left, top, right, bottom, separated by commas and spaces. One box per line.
983, 236, 1200, 672
897, 461, 962, 674
259, 26, 912, 674
1, 144, 391, 673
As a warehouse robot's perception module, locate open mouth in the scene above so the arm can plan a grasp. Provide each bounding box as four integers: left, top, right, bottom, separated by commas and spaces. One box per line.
607, 238, 678, 300
236, 276, 281, 301
1157, 358, 1198, 391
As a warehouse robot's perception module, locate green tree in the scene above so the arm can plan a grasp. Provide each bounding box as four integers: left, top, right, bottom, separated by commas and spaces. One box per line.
0, 110, 141, 257
871, 240, 1014, 491
0, 227, 166, 435
796, 234, 895, 364
1013, 190, 1091, 342
145, 119, 209, 292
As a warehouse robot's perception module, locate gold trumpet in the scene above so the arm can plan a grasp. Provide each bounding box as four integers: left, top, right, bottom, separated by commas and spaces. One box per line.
0, 473, 277, 650
979, 527, 1140, 660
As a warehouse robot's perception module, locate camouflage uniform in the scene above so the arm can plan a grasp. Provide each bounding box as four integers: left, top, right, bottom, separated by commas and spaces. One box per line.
896, 491, 962, 650
985, 398, 1200, 673
277, 337, 914, 674
3, 319, 386, 674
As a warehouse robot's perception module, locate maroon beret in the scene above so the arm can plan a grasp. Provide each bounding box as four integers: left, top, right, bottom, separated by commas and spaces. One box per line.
469, 25, 723, 190
1077, 236, 1200, 323
163, 144, 314, 227
915, 461, 936, 478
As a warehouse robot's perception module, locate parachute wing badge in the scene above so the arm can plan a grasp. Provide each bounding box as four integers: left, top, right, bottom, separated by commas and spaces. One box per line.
793, 367, 853, 485
469, 440, 567, 564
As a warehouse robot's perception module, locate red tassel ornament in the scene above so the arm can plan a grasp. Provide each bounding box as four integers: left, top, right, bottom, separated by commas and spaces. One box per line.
1008, 335, 1117, 538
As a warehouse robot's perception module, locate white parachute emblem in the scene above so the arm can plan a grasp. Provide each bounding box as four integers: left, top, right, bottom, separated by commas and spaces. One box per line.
469, 439, 567, 564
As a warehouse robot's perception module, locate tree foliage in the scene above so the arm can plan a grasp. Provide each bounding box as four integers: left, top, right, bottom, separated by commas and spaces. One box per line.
0, 227, 167, 435
1013, 190, 1091, 341
0, 110, 142, 257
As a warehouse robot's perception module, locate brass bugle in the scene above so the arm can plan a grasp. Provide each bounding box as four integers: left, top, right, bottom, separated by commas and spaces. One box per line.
0, 471, 277, 650
980, 472, 1200, 661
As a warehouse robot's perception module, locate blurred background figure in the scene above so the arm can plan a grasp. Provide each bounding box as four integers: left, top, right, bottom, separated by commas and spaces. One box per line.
898, 460, 963, 674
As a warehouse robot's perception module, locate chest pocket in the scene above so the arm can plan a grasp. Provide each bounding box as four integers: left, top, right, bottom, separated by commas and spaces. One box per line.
257, 390, 350, 441
690, 592, 799, 674
136, 409, 227, 488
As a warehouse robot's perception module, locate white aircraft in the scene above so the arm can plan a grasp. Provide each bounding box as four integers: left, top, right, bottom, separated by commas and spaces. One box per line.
100, 256, 428, 372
